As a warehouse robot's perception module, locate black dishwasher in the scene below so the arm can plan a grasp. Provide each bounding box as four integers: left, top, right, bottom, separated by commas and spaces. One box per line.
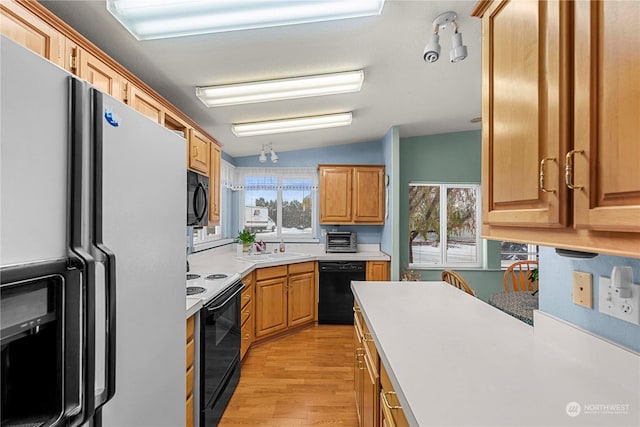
318, 261, 366, 324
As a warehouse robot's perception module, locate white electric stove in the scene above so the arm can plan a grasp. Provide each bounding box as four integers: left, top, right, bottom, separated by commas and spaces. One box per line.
186, 272, 241, 304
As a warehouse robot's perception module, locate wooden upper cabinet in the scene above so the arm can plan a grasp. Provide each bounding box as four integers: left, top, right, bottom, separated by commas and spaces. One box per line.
76, 47, 126, 102
472, 0, 640, 257
209, 144, 221, 224
476, 0, 570, 229
126, 83, 164, 124
187, 129, 211, 176
1, 0, 65, 67
319, 165, 385, 225
353, 166, 385, 223
320, 166, 353, 223
573, 1, 640, 233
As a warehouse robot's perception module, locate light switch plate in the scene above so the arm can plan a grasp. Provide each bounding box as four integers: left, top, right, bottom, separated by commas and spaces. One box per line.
572, 271, 593, 308
598, 277, 640, 325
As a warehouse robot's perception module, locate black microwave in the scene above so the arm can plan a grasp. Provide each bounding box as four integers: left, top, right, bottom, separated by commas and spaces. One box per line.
187, 171, 209, 226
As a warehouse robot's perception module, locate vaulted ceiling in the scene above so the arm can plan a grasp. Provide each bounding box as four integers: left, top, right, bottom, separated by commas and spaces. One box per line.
41, 0, 482, 158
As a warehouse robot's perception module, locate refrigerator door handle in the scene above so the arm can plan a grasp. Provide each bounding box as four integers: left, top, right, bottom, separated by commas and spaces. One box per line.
68, 77, 97, 426
91, 89, 117, 410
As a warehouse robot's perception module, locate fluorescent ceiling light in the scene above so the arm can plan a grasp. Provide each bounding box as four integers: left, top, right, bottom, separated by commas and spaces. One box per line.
232, 113, 352, 137
106, 0, 385, 40
196, 70, 364, 107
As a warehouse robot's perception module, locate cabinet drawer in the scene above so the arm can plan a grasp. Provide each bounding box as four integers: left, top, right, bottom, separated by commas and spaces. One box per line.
186, 393, 194, 427
288, 261, 315, 275
186, 365, 194, 396
380, 363, 409, 427
241, 299, 252, 325
256, 265, 287, 281
241, 314, 253, 360
241, 283, 253, 309
186, 315, 195, 342
186, 338, 194, 369
242, 272, 255, 288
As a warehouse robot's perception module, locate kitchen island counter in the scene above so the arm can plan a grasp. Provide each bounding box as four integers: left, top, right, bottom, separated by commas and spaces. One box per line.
352, 281, 640, 427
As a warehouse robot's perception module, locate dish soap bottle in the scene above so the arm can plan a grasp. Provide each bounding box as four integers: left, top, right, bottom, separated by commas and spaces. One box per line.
279, 239, 285, 253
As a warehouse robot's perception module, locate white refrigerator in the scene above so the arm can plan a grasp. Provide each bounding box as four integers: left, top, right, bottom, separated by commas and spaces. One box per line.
1, 36, 186, 426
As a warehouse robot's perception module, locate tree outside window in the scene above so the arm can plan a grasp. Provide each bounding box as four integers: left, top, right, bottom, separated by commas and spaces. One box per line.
409, 183, 481, 268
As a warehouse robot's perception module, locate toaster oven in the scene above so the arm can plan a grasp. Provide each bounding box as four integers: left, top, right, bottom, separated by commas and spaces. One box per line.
325, 231, 357, 253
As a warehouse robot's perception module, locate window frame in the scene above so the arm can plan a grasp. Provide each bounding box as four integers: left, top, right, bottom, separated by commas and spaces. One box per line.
500, 242, 539, 269
239, 168, 318, 242
408, 182, 482, 269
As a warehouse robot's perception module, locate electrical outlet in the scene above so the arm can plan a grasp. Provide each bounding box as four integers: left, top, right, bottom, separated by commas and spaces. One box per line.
572, 271, 593, 308
598, 277, 640, 325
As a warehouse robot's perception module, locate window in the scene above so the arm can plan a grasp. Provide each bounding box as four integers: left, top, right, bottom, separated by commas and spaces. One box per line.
240, 168, 316, 241
408, 183, 481, 268
500, 242, 538, 269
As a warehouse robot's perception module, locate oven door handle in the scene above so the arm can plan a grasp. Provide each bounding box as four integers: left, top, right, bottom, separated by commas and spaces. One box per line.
206, 285, 245, 312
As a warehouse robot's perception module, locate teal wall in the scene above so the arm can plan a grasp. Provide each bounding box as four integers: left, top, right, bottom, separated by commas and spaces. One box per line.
539, 247, 640, 352
399, 130, 503, 300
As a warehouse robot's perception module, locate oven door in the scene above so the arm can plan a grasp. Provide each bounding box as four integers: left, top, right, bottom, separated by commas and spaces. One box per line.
200, 281, 243, 425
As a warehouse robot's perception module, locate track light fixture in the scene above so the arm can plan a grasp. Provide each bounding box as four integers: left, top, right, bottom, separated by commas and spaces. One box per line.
423, 11, 468, 63
259, 143, 278, 163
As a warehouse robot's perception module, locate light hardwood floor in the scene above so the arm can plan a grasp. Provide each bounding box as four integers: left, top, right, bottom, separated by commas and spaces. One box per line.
219, 324, 358, 426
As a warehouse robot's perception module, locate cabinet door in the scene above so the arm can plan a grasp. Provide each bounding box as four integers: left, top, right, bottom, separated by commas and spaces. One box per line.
0, 0, 65, 67
255, 276, 287, 338
362, 351, 379, 427
209, 144, 221, 224
77, 47, 126, 102
287, 272, 315, 327
479, 0, 570, 228
188, 129, 211, 176
127, 83, 164, 124
573, 1, 640, 232
366, 261, 390, 281
319, 166, 352, 223
354, 326, 364, 425
353, 166, 385, 223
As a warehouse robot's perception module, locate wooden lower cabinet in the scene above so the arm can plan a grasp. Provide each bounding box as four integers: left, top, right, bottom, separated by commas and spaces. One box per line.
186, 315, 195, 427
380, 363, 409, 427
353, 301, 379, 427
366, 261, 390, 281
240, 272, 254, 360
255, 262, 316, 341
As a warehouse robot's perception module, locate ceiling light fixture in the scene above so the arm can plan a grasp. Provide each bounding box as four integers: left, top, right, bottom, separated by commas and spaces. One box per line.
423, 11, 468, 63
258, 145, 267, 163
258, 143, 278, 163
106, 0, 386, 40
269, 145, 278, 163
196, 70, 364, 107
232, 112, 353, 137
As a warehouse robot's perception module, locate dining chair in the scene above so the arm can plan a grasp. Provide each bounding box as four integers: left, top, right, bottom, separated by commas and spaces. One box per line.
441, 270, 475, 296
503, 260, 539, 292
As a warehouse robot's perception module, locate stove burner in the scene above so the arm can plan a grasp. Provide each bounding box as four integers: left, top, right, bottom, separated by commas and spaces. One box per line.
187, 274, 201, 280
186, 286, 206, 296
206, 274, 228, 280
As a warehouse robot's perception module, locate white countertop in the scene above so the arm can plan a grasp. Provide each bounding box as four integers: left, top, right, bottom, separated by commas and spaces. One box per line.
185, 297, 202, 319
188, 243, 390, 279
352, 281, 640, 427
